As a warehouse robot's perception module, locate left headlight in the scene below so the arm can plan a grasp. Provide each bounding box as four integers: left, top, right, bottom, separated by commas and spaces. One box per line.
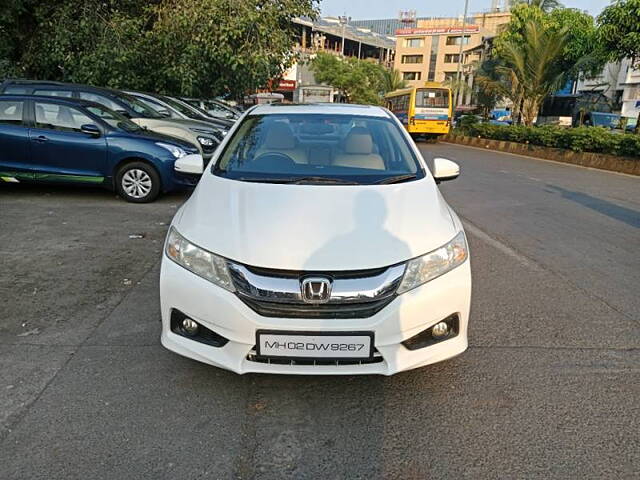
156, 142, 186, 159
196, 136, 216, 147
397, 231, 468, 294
165, 227, 234, 292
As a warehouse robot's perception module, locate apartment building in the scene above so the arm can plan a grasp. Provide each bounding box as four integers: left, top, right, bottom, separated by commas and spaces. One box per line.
393, 11, 511, 101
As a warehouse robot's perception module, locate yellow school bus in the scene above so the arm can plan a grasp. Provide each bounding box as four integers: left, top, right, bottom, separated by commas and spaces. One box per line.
385, 82, 453, 138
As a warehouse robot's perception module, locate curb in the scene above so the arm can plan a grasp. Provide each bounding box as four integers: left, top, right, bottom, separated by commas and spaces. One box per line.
443, 134, 640, 176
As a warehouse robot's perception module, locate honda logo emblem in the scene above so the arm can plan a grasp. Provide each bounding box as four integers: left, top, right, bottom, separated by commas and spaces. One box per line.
300, 277, 332, 304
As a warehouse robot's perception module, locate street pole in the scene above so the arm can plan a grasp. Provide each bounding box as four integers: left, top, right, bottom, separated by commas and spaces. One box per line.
455, 0, 470, 106
338, 16, 348, 57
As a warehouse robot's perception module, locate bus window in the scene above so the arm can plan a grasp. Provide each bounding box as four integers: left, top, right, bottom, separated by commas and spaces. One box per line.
416, 89, 449, 108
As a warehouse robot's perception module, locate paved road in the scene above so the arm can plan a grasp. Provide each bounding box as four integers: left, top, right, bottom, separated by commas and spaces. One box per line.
1, 145, 638, 479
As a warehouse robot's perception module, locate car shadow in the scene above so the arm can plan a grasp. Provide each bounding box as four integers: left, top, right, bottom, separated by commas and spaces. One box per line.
545, 184, 640, 229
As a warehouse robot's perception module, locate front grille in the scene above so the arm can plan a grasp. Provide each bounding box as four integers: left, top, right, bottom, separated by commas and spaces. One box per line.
246, 347, 384, 366
239, 296, 394, 319
228, 262, 405, 319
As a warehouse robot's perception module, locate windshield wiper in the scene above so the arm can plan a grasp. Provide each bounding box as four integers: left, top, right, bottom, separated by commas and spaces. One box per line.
235, 176, 358, 185
290, 176, 359, 185
376, 174, 417, 184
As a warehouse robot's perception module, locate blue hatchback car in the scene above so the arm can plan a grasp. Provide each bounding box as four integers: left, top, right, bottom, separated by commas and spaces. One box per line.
0, 95, 202, 202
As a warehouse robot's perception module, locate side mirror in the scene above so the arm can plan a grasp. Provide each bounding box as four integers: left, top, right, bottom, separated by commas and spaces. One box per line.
116, 109, 132, 118
433, 157, 460, 184
158, 110, 172, 118
80, 124, 101, 137
174, 154, 204, 175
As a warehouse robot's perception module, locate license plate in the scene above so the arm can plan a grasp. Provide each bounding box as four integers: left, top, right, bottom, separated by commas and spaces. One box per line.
256, 331, 374, 360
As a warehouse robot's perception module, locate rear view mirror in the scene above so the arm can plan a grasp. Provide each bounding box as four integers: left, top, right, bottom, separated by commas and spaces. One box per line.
433, 157, 460, 184
174, 154, 204, 175
80, 124, 101, 137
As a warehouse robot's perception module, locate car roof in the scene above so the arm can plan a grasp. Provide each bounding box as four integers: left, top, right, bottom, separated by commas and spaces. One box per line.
2, 79, 126, 97
0, 94, 110, 109
249, 103, 389, 118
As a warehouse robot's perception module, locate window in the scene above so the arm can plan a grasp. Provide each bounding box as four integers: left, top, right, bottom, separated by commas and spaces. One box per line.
427, 35, 439, 82
386, 94, 410, 113
446, 35, 470, 46
444, 72, 458, 82
402, 72, 422, 81
444, 54, 461, 63
0, 100, 24, 125
33, 89, 73, 98
35, 103, 94, 133
3, 86, 29, 95
401, 55, 424, 64
215, 114, 423, 184
85, 105, 142, 133
79, 92, 122, 111
416, 89, 450, 108
405, 38, 424, 48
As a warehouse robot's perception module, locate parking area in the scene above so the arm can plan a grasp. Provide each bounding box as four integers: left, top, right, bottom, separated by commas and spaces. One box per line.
1, 143, 639, 479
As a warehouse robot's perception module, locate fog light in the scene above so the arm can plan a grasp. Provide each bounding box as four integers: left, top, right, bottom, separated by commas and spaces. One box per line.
181, 318, 199, 336
431, 322, 450, 339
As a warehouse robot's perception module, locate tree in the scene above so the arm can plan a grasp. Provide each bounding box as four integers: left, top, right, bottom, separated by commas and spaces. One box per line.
510, 0, 562, 12
310, 52, 387, 104
498, 19, 569, 125
598, 0, 640, 132
597, 0, 640, 67
0, 0, 320, 98
382, 69, 407, 93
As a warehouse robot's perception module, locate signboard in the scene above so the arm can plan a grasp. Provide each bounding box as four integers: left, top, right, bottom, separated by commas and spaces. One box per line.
268, 79, 297, 91
395, 25, 480, 36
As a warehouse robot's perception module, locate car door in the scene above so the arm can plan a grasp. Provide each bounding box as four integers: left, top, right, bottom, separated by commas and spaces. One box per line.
29, 101, 108, 183
0, 98, 33, 182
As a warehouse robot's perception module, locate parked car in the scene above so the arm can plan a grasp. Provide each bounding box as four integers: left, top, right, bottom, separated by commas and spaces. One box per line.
127, 91, 233, 131
182, 97, 241, 120
0, 80, 221, 160
0, 95, 203, 202
160, 103, 471, 375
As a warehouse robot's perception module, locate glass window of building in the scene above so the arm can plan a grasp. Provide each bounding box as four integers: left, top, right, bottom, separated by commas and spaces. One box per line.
402, 72, 422, 81
445, 35, 470, 46
444, 54, 461, 63
401, 55, 424, 64
405, 38, 424, 48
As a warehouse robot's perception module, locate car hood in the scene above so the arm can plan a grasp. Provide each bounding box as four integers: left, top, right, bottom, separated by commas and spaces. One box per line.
118, 126, 199, 152
174, 175, 458, 271
134, 117, 223, 134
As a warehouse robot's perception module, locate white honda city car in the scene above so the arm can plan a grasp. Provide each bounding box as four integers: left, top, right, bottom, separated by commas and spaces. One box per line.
161, 103, 471, 375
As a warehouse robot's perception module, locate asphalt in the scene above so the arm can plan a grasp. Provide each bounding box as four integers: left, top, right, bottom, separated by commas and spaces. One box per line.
1, 144, 638, 479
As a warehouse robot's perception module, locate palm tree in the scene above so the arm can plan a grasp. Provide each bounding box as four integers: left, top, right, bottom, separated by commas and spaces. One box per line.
382, 69, 407, 93
495, 19, 568, 126
510, 0, 563, 12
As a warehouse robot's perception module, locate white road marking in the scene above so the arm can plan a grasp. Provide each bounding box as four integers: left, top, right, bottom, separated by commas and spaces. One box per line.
462, 220, 542, 272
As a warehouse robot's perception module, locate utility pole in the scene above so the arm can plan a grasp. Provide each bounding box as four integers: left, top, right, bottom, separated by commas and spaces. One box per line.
339, 16, 349, 56
455, 0, 470, 106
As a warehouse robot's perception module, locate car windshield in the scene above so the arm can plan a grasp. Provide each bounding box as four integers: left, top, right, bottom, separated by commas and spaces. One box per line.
162, 96, 198, 117
116, 92, 163, 119
214, 113, 423, 185
85, 105, 142, 132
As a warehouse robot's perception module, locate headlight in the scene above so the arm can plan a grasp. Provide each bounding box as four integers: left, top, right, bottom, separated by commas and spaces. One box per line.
397, 231, 468, 294
165, 227, 234, 291
197, 136, 216, 147
156, 142, 186, 159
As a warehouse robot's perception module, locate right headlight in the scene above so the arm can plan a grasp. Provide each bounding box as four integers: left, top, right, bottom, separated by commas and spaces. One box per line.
156, 142, 186, 159
397, 231, 468, 294
165, 227, 234, 291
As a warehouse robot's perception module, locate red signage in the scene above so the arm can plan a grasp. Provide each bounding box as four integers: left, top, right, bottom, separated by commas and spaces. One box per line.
395, 25, 480, 36
273, 79, 296, 91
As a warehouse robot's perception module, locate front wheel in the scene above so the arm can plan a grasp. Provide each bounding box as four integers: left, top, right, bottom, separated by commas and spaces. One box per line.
115, 162, 161, 203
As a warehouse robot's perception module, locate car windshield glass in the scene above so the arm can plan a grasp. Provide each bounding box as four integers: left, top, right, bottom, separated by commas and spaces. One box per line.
163, 96, 201, 118
214, 113, 423, 185
116, 92, 163, 118
85, 105, 141, 132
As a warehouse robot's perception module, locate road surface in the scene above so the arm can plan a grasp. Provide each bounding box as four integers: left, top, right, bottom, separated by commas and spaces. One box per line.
1, 143, 638, 479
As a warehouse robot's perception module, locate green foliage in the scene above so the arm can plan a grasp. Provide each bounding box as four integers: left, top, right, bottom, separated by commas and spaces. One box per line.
0, 0, 319, 98
310, 52, 388, 105
458, 115, 481, 132
509, 0, 562, 12
382, 69, 407, 94
597, 0, 640, 67
495, 5, 602, 78
460, 123, 640, 158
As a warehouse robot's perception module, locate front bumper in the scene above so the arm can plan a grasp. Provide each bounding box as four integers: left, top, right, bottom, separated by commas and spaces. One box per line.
160, 257, 471, 375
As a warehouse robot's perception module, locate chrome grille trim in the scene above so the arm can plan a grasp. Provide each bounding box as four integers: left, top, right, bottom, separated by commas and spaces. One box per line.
228, 263, 405, 305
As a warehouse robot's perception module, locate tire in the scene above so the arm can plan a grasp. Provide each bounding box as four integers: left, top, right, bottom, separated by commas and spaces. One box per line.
115, 161, 161, 203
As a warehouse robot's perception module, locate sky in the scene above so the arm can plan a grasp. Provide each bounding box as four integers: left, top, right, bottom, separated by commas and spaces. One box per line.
320, 0, 612, 20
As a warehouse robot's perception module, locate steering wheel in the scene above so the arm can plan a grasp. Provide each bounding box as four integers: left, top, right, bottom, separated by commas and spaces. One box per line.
252, 152, 297, 171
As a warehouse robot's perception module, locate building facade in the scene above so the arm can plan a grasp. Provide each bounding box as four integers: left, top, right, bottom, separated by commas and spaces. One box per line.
393, 11, 511, 104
